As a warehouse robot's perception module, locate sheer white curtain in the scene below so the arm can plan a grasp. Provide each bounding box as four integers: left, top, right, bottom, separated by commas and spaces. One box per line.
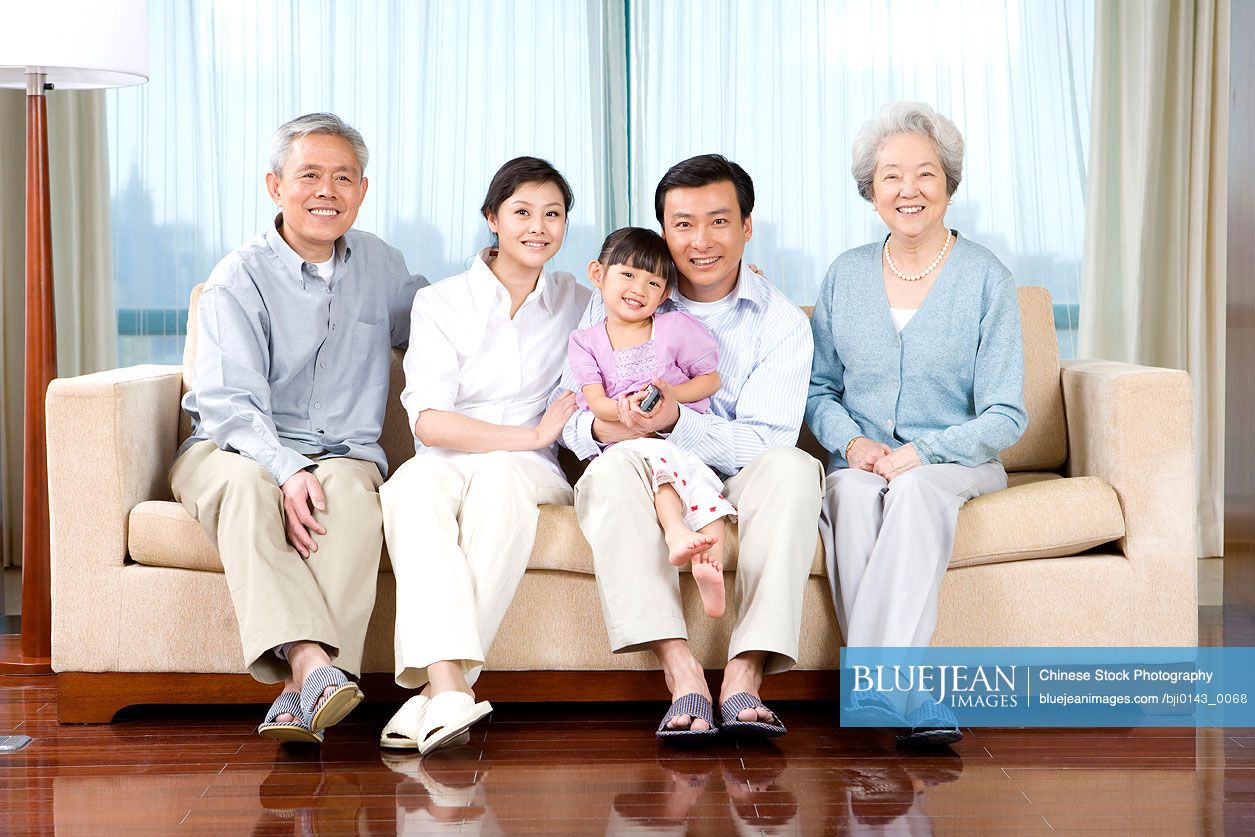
629, 0, 1093, 354
107, 0, 618, 365
1080, 0, 1229, 557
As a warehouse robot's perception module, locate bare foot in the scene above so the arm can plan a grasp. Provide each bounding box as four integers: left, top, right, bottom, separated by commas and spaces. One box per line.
277, 642, 337, 723
273, 679, 337, 724
664, 528, 718, 567
652, 640, 712, 732
691, 553, 726, 617
721, 652, 778, 724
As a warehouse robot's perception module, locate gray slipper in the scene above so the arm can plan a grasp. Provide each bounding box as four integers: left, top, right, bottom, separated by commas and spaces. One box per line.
719, 692, 786, 738
258, 691, 323, 744
656, 693, 720, 739
300, 666, 364, 732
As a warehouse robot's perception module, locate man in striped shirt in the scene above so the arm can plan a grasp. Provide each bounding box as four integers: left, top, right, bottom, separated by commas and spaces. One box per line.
562, 154, 823, 739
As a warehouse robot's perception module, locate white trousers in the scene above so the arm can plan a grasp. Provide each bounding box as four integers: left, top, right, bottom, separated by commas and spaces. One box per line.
575, 446, 824, 675
821, 461, 1007, 648
380, 451, 573, 689
613, 438, 736, 531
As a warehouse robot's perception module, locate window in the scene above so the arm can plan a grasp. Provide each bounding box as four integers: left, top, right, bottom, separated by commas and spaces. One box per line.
630, 0, 1092, 355
109, 0, 1092, 362
108, 0, 614, 364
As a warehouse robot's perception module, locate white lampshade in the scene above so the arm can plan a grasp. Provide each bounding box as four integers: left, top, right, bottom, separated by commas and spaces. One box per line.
0, 0, 147, 89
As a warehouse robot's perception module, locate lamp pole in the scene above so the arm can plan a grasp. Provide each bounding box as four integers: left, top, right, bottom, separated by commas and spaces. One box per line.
19, 69, 56, 669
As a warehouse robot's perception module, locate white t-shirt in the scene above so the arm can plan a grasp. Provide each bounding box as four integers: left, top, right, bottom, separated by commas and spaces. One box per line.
312, 256, 336, 289
676, 288, 740, 324
889, 306, 917, 333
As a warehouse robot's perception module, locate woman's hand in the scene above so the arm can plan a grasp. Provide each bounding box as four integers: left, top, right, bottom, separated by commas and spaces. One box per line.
532, 392, 578, 448
847, 437, 892, 472
872, 444, 923, 481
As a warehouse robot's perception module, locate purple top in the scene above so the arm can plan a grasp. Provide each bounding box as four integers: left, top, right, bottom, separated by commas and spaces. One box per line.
568, 309, 719, 412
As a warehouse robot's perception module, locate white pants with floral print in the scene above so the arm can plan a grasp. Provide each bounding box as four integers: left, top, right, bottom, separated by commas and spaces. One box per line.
613, 438, 736, 531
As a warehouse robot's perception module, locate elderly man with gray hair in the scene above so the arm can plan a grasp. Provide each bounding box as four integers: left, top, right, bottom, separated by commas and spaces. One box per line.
171, 113, 426, 744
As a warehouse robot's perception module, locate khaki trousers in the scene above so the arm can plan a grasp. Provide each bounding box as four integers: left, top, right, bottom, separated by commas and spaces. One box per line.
821, 461, 1007, 648
170, 440, 384, 682
380, 452, 574, 689
575, 446, 824, 675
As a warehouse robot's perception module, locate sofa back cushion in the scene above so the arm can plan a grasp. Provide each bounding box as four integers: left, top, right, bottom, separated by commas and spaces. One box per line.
180, 284, 1067, 476
1001, 286, 1067, 471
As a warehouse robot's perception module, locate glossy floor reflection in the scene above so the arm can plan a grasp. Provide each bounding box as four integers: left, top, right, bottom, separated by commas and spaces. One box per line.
1, 608, 1251, 834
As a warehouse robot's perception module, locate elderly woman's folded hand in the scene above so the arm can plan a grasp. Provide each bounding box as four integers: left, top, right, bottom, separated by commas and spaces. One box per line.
871, 444, 923, 481
846, 437, 892, 472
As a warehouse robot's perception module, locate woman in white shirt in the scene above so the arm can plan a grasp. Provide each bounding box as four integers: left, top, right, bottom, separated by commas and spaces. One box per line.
378, 157, 591, 754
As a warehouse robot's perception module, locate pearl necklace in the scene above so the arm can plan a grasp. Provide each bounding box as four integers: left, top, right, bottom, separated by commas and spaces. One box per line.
884, 232, 952, 282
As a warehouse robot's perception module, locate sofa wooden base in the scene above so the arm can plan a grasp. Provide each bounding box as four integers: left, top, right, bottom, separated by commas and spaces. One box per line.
56, 669, 841, 723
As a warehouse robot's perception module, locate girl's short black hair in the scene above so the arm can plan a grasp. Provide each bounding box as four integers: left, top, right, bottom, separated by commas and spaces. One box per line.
480, 156, 574, 220
596, 227, 679, 289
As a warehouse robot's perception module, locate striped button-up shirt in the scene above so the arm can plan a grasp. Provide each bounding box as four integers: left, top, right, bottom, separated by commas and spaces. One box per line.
559, 261, 813, 477
180, 219, 426, 485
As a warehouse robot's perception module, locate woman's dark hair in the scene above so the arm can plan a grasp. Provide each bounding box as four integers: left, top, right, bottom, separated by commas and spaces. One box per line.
653, 154, 754, 224
596, 227, 679, 289
480, 156, 574, 221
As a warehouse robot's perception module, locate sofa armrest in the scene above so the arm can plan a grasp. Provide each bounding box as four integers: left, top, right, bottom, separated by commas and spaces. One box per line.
47, 365, 184, 572
1060, 359, 1195, 565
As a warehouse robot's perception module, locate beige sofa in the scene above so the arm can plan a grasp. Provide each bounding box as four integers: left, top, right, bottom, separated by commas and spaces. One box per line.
46, 286, 1196, 722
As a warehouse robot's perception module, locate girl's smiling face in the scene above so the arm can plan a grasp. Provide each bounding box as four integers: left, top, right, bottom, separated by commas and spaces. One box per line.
590, 261, 669, 325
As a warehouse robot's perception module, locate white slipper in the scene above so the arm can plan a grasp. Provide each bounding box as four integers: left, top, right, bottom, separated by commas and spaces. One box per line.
417, 691, 492, 755
381, 694, 472, 749
380, 694, 430, 749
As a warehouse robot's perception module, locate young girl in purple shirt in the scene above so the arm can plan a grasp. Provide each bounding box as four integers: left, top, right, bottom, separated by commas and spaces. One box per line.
567, 227, 735, 617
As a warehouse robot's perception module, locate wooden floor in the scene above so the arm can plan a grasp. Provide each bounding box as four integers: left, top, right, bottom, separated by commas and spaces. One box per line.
1, 608, 1251, 835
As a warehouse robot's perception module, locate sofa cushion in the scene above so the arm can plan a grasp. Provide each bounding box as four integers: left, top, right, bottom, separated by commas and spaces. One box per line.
129, 501, 220, 574
126, 499, 823, 576
950, 472, 1125, 568
999, 287, 1068, 473
129, 471, 1123, 577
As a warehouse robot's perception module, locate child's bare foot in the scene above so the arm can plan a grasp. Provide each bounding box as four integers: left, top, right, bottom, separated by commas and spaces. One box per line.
691, 553, 726, 617
664, 528, 718, 567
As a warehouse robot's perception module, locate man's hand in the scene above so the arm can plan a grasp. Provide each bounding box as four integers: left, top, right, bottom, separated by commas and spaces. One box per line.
873, 444, 923, 481
618, 378, 681, 436
281, 469, 327, 558
591, 417, 647, 445
847, 437, 892, 472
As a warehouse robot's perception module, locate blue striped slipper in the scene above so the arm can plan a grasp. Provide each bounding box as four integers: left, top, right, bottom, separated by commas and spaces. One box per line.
896, 700, 963, 747
257, 691, 323, 744
847, 690, 908, 728
719, 692, 787, 738
299, 666, 364, 732
656, 693, 720, 739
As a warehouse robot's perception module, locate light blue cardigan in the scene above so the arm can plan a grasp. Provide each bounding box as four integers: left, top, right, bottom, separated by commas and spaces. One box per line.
805, 233, 1027, 471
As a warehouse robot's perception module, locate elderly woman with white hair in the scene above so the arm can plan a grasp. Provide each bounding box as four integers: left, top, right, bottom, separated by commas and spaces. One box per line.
806, 102, 1027, 746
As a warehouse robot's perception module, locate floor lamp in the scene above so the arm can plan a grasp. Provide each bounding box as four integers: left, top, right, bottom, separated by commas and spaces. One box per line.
0, 1, 147, 673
